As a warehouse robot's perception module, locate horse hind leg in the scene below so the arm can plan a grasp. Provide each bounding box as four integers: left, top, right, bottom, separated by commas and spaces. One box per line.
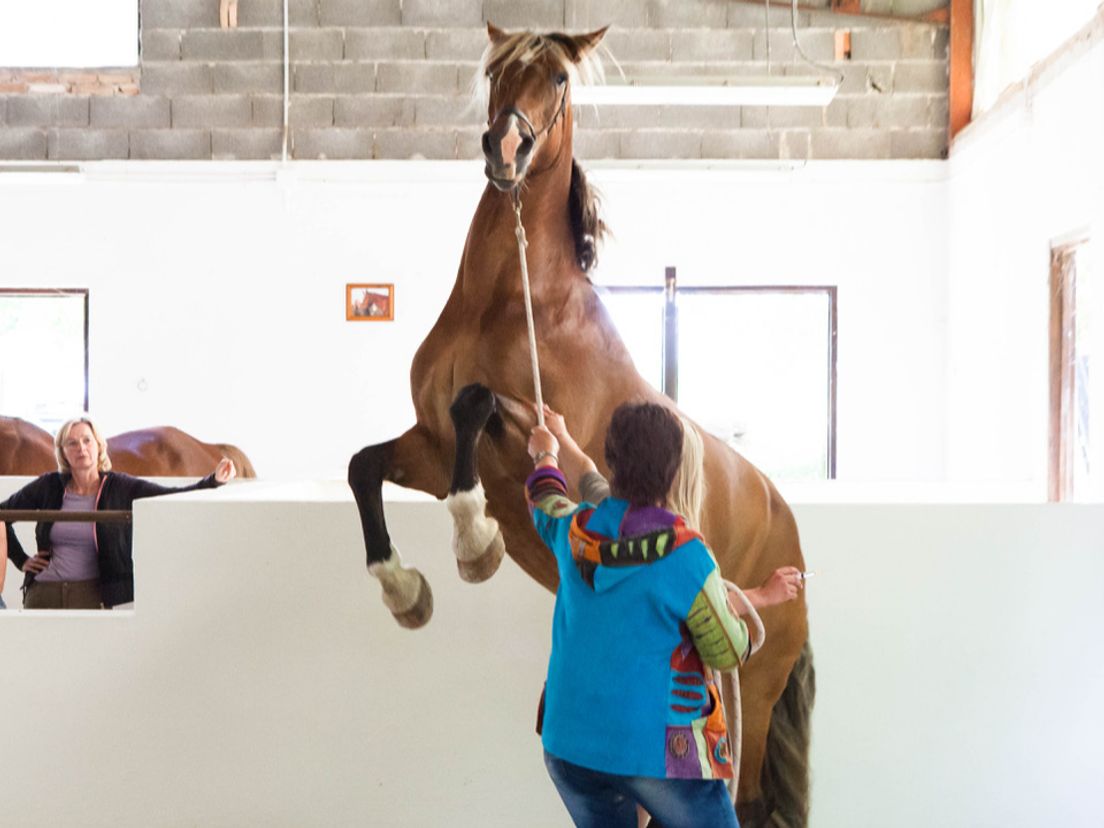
446, 383, 506, 583
348, 426, 447, 629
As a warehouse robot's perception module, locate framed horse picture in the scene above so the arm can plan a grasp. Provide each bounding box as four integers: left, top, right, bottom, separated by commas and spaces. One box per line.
346, 283, 394, 322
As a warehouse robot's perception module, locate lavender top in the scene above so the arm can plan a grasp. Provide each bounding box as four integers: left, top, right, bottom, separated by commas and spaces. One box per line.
38, 491, 99, 582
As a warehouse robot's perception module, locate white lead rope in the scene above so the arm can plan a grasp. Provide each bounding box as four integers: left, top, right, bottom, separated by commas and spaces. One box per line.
513, 191, 545, 428
721, 581, 767, 805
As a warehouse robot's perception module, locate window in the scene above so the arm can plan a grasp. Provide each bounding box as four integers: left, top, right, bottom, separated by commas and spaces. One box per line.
598, 270, 837, 481
0, 1, 138, 68
1049, 239, 1099, 501
0, 289, 88, 432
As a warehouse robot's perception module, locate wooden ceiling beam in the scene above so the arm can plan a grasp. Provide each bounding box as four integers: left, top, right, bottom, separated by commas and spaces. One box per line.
949, 0, 974, 137
733, 1, 949, 25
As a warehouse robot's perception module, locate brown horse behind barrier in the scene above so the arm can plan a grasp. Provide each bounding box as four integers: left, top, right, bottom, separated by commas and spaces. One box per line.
0, 417, 56, 476
0, 417, 256, 478
347, 25, 813, 826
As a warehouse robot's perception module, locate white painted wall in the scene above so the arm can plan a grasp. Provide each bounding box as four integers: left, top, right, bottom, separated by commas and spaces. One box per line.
0, 159, 948, 482
947, 18, 1104, 489
1, 479, 1101, 827
0, 0, 138, 67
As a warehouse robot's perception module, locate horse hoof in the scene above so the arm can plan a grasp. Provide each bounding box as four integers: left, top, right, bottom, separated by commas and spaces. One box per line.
389, 571, 434, 629
456, 530, 505, 583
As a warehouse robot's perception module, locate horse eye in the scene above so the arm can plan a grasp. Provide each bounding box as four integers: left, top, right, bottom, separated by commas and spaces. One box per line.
555, 73, 568, 86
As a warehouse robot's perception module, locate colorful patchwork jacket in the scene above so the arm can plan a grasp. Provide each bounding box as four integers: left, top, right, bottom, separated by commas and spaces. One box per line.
526, 465, 750, 780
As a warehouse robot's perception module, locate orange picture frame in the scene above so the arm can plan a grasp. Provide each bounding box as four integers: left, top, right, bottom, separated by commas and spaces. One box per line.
346, 283, 394, 322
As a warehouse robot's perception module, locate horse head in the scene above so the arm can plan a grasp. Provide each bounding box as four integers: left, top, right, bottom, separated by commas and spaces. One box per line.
478, 24, 607, 192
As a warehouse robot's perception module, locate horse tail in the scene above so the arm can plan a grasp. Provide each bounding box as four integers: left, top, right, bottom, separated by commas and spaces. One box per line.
216, 443, 257, 478
759, 639, 816, 827
568, 159, 607, 273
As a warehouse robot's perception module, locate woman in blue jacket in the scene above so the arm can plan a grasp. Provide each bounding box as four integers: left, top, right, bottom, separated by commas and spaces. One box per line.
527, 402, 770, 828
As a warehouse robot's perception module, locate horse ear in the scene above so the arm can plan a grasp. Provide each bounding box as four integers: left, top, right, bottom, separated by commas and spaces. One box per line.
572, 26, 609, 57
487, 22, 509, 45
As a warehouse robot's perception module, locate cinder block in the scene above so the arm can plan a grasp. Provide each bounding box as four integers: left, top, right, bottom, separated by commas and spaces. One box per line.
752, 29, 835, 63
141, 0, 217, 29
129, 129, 211, 159
766, 106, 825, 129
894, 61, 947, 93
336, 95, 416, 127
899, 25, 941, 59
294, 64, 338, 94
7, 96, 89, 127
376, 62, 459, 94
889, 128, 945, 159
649, 0, 726, 29
414, 96, 475, 126
374, 128, 456, 159
182, 30, 282, 61
778, 130, 811, 160
320, 0, 401, 26
140, 63, 213, 95
928, 95, 948, 130
0, 128, 47, 159
213, 63, 284, 94
292, 127, 373, 159
425, 29, 488, 61
620, 129, 701, 159
483, 0, 565, 30
574, 129, 622, 159
455, 127, 482, 160
574, 105, 657, 129
824, 97, 848, 127
933, 27, 949, 60
334, 63, 377, 94
48, 129, 129, 160
671, 30, 753, 62
728, 6, 809, 28
172, 95, 253, 127
237, 0, 319, 26
212, 128, 284, 160
566, 0, 651, 29
849, 28, 899, 61
0, 97, 6, 125
252, 96, 284, 126
601, 30, 670, 62
290, 29, 345, 61
846, 94, 929, 128
289, 96, 335, 127
810, 128, 890, 159
91, 96, 171, 128
402, 0, 481, 26
838, 63, 892, 94
345, 28, 427, 60
741, 106, 767, 128
701, 129, 778, 159
142, 30, 182, 61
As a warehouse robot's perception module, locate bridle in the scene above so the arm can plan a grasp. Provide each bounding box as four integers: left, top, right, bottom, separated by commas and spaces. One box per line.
486, 76, 569, 182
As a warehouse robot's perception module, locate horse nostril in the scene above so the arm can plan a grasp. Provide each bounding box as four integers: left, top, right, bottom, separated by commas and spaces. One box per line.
481, 132, 492, 156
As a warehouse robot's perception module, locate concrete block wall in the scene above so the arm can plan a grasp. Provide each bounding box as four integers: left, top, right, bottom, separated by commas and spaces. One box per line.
0, 0, 948, 161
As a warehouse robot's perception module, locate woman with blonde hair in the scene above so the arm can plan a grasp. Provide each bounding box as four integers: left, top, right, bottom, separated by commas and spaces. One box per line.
0, 415, 235, 610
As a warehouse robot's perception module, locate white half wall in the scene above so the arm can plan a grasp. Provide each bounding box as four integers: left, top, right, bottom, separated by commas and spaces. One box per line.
0, 159, 948, 482
2, 478, 1101, 827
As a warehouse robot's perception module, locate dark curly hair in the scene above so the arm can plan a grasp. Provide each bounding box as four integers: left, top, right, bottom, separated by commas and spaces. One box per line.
605, 402, 683, 507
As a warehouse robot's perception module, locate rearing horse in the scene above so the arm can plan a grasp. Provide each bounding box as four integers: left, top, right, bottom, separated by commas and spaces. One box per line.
347, 25, 813, 826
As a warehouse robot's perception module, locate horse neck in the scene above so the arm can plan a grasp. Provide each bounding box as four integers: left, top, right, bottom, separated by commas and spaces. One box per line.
462, 138, 578, 302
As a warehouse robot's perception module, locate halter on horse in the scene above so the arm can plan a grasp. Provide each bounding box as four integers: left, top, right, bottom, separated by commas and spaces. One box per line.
347, 25, 813, 826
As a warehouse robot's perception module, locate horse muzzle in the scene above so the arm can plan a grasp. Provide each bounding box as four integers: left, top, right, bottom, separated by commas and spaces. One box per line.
482, 110, 534, 191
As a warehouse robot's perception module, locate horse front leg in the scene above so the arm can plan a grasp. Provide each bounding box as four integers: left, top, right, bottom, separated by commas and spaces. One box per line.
446, 383, 506, 583
348, 425, 448, 629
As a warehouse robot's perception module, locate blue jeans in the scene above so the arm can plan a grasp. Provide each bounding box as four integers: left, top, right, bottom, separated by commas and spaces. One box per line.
0, 595, 5, 610
544, 751, 739, 828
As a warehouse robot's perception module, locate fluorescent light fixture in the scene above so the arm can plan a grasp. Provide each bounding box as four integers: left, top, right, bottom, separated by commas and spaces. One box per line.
574, 75, 838, 107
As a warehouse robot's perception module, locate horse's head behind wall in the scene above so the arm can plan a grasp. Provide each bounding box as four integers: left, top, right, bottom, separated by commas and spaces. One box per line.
477, 24, 606, 192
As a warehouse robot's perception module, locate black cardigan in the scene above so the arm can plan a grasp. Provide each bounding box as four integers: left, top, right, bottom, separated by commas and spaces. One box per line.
1, 471, 219, 608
